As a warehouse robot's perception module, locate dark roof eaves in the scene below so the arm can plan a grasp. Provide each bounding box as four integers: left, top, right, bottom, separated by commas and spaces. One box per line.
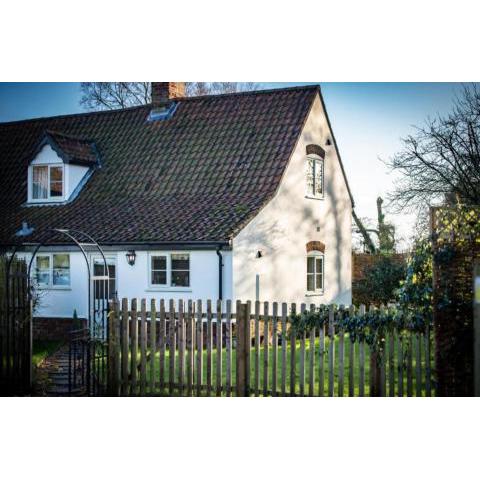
317, 88, 355, 208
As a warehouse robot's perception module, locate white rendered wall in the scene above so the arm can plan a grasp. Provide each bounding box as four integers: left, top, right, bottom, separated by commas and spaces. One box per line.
232, 93, 352, 305
24, 249, 232, 318
68, 164, 89, 197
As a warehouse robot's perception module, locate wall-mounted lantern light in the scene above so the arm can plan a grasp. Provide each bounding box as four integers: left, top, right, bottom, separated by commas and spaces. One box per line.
126, 250, 136, 266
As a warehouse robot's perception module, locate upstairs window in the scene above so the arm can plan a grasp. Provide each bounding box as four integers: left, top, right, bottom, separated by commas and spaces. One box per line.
306, 252, 324, 294
32, 164, 63, 200
306, 156, 324, 199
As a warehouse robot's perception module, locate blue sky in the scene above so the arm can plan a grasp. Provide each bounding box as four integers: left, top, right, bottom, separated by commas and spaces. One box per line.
0, 82, 466, 246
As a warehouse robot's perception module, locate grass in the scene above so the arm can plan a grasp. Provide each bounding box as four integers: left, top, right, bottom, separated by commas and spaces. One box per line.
32, 340, 61, 366
124, 333, 435, 397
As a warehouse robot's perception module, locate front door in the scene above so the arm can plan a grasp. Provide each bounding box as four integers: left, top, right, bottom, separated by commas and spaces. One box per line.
91, 256, 117, 337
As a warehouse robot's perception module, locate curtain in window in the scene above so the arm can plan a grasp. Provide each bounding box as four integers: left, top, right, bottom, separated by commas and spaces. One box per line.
33, 166, 48, 199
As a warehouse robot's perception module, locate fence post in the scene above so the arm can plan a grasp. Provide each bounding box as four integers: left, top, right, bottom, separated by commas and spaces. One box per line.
369, 306, 382, 397
475, 263, 480, 396
108, 298, 120, 396
236, 302, 250, 397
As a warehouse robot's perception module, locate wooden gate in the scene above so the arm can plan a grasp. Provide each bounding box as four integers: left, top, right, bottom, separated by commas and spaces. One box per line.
0, 257, 32, 395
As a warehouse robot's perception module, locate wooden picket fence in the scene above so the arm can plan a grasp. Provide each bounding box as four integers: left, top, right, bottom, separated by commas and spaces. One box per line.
106, 298, 434, 397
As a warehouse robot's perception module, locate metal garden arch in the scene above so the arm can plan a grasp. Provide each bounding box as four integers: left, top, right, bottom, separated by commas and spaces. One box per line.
5, 227, 111, 395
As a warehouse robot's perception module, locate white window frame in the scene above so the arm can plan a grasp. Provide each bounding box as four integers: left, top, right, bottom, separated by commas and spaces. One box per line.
149, 254, 168, 287
305, 155, 324, 200
34, 253, 71, 289
29, 163, 65, 203
91, 255, 117, 301
148, 252, 191, 291
306, 251, 324, 296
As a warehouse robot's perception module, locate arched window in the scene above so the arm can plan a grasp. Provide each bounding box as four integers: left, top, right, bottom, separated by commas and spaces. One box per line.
306, 251, 324, 294
305, 144, 325, 199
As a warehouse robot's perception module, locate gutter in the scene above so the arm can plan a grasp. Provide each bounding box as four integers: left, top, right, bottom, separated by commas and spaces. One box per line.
3, 240, 231, 252
216, 246, 223, 300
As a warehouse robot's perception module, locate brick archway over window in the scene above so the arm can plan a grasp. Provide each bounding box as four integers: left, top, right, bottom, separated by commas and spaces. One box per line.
306, 241, 325, 253
306, 144, 326, 159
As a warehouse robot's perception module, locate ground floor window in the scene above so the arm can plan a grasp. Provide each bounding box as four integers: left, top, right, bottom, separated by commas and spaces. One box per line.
35, 253, 70, 287
307, 252, 324, 294
150, 253, 190, 288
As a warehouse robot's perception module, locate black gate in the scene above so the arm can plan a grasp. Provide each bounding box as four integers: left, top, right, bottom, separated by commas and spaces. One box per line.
22, 228, 110, 396
0, 256, 32, 395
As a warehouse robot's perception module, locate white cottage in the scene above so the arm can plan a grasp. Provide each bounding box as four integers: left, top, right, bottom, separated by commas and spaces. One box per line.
0, 83, 353, 339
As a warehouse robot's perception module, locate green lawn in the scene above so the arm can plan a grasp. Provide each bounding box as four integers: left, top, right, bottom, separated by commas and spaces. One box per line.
125, 333, 434, 397
32, 340, 61, 366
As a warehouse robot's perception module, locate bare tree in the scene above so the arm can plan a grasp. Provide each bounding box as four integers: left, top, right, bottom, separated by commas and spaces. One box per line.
80, 82, 260, 111
386, 84, 480, 213
352, 197, 397, 254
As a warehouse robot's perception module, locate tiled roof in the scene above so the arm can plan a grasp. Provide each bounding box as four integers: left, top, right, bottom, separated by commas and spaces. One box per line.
0, 85, 319, 246
43, 130, 99, 167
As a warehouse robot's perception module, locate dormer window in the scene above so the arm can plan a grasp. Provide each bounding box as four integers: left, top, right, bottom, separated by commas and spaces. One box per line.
32, 164, 64, 200
26, 130, 100, 205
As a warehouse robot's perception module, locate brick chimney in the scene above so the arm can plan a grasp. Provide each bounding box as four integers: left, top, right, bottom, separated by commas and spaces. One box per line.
151, 82, 185, 106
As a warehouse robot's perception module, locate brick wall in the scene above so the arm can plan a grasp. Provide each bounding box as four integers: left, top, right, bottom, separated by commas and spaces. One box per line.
432, 206, 480, 396
33, 317, 87, 341
433, 245, 480, 396
352, 253, 406, 304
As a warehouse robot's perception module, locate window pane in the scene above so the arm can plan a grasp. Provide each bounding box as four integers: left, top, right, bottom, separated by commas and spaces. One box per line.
307, 274, 315, 292
37, 255, 50, 270
107, 264, 115, 279
152, 270, 167, 285
50, 181, 63, 197
36, 255, 50, 286
53, 268, 70, 286
171, 270, 189, 287
316, 257, 323, 274
52, 254, 70, 286
316, 274, 323, 290
306, 158, 315, 196
94, 263, 105, 277
307, 256, 315, 273
315, 160, 323, 195
36, 271, 50, 286
152, 256, 166, 270
49, 167, 63, 197
53, 254, 69, 268
171, 254, 189, 270
50, 166, 63, 182
33, 166, 48, 199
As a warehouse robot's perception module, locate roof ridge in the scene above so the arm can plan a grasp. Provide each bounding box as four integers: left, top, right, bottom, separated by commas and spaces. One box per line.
178, 84, 320, 102
0, 84, 320, 126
